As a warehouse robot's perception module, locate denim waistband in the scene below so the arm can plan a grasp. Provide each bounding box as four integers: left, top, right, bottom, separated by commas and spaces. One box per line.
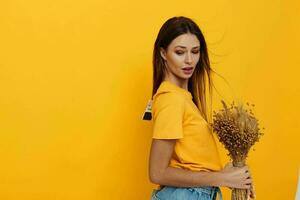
157, 186, 223, 200
189, 186, 218, 194
189, 186, 223, 200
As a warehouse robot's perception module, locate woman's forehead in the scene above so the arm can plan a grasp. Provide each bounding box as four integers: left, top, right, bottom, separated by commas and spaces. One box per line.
169, 34, 200, 48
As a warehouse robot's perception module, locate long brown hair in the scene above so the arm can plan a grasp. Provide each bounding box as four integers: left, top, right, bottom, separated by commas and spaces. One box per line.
152, 16, 216, 124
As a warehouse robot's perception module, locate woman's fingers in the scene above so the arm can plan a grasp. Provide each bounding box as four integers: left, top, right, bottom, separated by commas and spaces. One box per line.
245, 178, 252, 185
246, 168, 256, 199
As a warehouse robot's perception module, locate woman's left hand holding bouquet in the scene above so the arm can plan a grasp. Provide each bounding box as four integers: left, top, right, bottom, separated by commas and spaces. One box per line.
223, 163, 256, 199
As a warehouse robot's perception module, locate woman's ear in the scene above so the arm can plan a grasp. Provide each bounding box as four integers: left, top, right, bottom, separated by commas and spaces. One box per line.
160, 47, 167, 61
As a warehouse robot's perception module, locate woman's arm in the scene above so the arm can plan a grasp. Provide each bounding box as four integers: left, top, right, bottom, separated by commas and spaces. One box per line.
148, 139, 252, 189
148, 139, 222, 187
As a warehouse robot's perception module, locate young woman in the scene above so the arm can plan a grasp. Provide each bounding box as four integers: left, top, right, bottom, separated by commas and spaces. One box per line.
148, 16, 256, 200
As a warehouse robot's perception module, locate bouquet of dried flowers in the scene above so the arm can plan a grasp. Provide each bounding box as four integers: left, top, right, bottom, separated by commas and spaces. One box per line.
210, 100, 264, 200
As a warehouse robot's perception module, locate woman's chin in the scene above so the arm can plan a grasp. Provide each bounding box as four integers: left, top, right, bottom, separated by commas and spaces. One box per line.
182, 73, 193, 79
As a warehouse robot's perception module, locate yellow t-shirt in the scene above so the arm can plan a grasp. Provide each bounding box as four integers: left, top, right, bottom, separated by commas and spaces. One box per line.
152, 80, 222, 172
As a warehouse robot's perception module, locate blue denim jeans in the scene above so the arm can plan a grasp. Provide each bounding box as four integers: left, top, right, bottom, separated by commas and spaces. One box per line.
151, 186, 223, 200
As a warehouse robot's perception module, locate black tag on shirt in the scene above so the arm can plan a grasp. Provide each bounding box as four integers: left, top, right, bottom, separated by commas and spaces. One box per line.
142, 99, 152, 120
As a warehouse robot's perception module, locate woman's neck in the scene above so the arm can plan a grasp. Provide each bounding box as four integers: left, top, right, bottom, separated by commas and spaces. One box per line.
163, 77, 189, 91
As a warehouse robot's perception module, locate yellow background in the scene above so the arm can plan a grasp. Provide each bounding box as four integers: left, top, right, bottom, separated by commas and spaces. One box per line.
0, 0, 299, 199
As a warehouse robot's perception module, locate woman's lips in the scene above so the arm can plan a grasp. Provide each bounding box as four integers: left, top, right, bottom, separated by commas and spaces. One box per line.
182, 67, 193, 75
182, 67, 193, 70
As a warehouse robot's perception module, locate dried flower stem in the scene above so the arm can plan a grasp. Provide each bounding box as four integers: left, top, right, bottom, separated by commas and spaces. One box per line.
211, 100, 264, 200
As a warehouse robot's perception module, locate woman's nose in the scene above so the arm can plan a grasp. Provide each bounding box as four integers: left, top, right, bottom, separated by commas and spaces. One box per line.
185, 53, 192, 64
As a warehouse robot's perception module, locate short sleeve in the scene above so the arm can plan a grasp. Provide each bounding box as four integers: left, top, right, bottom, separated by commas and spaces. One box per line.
152, 92, 185, 139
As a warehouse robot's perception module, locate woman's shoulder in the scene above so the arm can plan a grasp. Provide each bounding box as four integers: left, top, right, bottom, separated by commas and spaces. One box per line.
152, 91, 186, 108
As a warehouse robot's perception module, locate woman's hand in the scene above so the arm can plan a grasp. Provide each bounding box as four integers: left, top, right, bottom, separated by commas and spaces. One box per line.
218, 162, 252, 190
219, 162, 256, 199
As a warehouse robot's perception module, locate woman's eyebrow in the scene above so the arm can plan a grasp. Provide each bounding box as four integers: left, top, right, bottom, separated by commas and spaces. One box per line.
175, 45, 200, 49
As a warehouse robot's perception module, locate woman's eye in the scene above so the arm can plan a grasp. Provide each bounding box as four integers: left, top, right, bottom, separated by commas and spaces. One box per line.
175, 50, 199, 55
175, 51, 184, 55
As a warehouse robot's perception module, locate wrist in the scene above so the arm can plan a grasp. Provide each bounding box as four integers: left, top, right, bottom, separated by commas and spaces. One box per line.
213, 171, 225, 187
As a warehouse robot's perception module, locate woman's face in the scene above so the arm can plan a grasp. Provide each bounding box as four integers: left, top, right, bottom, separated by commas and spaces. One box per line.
160, 33, 200, 80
